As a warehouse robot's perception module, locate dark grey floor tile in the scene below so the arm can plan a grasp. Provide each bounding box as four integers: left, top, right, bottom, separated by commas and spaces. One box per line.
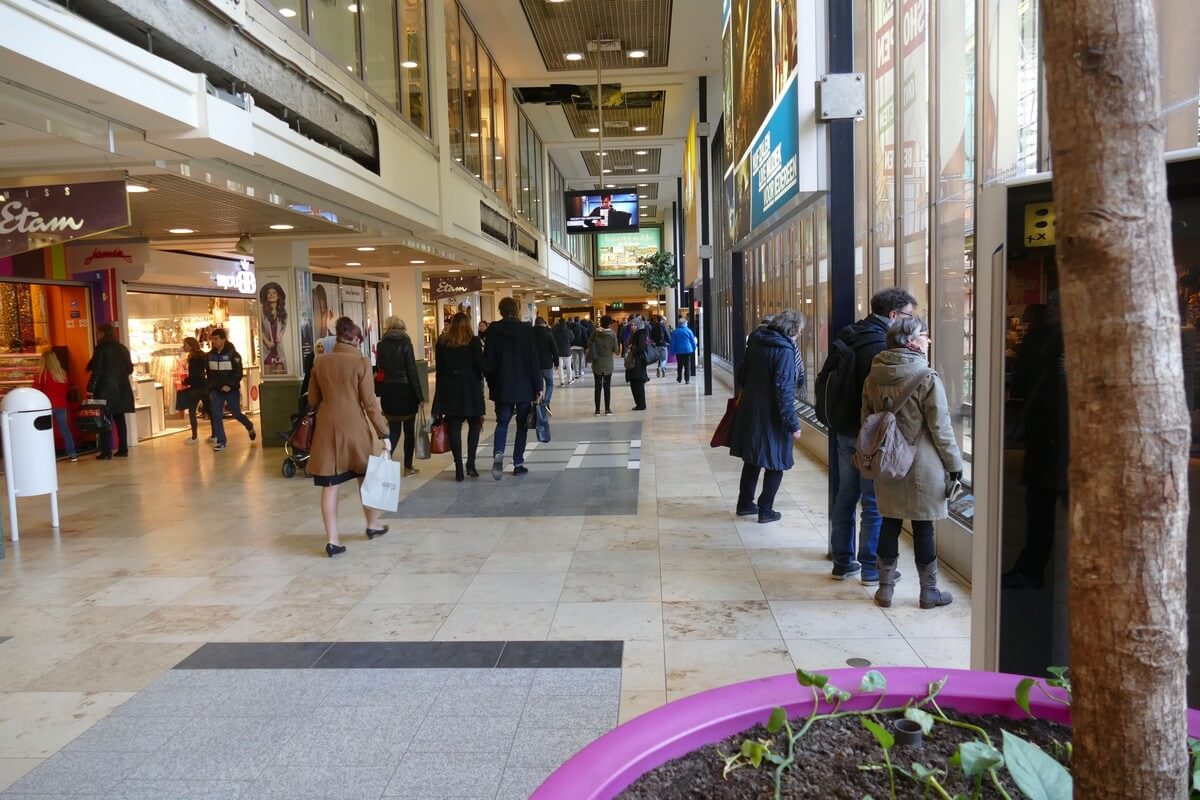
315, 642, 505, 669
507, 726, 612, 769
428, 686, 530, 718
519, 695, 619, 729
407, 715, 519, 754
528, 667, 622, 696
101, 778, 252, 799
496, 766, 554, 800
5, 750, 147, 795
248, 765, 393, 799
64, 715, 191, 753
271, 706, 422, 766
497, 641, 623, 669
174, 643, 333, 670
384, 753, 506, 797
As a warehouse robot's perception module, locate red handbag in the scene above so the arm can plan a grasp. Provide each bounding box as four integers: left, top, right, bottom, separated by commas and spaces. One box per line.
430, 417, 451, 455
710, 393, 740, 448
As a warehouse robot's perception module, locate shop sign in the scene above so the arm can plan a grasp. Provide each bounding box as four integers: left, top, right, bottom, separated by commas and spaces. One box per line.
1024, 203, 1057, 247
341, 285, 366, 303
213, 259, 257, 294
0, 181, 130, 258
749, 75, 800, 228
429, 275, 482, 300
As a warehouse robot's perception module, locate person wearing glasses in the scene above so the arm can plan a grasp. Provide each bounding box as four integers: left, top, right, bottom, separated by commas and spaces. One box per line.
861, 316, 963, 610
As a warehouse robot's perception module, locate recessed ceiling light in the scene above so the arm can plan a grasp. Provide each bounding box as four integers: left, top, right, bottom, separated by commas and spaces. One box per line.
347, 3, 358, 11
639, 195, 647, 199
401, 60, 419, 69
640, 206, 647, 209
346, 261, 361, 266
627, 49, 647, 58
470, 132, 480, 138
605, 184, 616, 188
637, 183, 649, 187
635, 150, 649, 156
633, 125, 648, 132
602, 168, 612, 174
455, 157, 463, 162
410, 259, 426, 264
125, 184, 150, 193
356, 246, 376, 252
279, 6, 296, 16
594, 151, 608, 156
588, 127, 600, 133
636, 168, 648, 173
168, 228, 194, 234
269, 223, 295, 230
564, 52, 584, 62
447, 269, 461, 273
495, 156, 503, 160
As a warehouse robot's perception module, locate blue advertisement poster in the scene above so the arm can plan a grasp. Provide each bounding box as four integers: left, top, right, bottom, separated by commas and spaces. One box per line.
749, 74, 799, 228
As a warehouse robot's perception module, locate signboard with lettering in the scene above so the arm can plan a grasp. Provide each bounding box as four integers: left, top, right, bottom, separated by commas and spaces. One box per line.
212, 259, 257, 294
429, 275, 482, 300
0, 181, 130, 258
749, 76, 800, 228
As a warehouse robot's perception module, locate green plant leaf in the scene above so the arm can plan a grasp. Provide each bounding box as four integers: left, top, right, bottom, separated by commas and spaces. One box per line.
740, 738, 770, 768
1015, 678, 1035, 717
796, 668, 829, 689
1001, 730, 1072, 800
862, 717, 894, 751
822, 684, 851, 703
767, 706, 787, 734
954, 741, 1003, 778
904, 707, 935, 735
860, 669, 887, 693
1192, 766, 1200, 794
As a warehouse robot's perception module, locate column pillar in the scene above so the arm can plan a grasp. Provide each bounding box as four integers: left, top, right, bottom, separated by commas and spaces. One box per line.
253, 238, 309, 448
387, 266, 429, 399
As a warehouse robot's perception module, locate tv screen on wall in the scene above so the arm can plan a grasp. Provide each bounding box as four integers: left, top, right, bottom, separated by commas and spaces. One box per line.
596, 228, 663, 279
565, 189, 640, 235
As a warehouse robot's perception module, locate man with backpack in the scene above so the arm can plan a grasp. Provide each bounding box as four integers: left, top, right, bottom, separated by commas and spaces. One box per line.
814, 288, 917, 584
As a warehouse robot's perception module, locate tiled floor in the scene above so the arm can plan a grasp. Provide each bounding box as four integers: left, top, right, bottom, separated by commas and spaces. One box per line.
0, 368, 970, 796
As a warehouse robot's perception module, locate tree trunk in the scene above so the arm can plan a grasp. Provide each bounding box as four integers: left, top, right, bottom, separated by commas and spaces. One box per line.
1042, 1, 1189, 797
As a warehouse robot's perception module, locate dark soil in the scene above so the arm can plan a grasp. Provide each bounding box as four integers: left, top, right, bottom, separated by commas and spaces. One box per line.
617, 709, 1070, 799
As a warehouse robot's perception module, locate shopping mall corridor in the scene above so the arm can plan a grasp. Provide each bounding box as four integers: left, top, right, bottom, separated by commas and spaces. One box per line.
0, 370, 969, 798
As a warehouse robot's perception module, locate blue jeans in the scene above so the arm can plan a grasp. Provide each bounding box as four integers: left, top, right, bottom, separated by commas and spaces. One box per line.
541, 369, 555, 406
493, 401, 532, 466
52, 408, 76, 457
831, 433, 881, 569
209, 389, 254, 445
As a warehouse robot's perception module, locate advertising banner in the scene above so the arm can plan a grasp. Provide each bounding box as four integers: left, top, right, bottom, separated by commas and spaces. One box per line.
256, 269, 297, 378
597, 228, 664, 279
749, 75, 800, 228
429, 275, 483, 300
1, 181, 130, 258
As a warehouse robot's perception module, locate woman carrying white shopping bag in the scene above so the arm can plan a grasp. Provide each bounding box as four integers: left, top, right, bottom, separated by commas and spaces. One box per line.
307, 317, 394, 557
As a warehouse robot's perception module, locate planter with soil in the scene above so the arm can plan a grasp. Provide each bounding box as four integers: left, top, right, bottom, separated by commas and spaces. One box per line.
531, 667, 1200, 800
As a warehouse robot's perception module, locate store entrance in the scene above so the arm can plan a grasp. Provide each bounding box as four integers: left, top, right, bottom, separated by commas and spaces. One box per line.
993, 157, 1200, 701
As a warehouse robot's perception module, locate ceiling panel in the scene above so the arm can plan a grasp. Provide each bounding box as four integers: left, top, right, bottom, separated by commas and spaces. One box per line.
562, 90, 666, 138
307, 244, 463, 271
580, 148, 662, 178
518, 0, 673, 72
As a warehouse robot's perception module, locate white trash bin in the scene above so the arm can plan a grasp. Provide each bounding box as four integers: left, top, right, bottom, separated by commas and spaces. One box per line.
0, 387, 60, 541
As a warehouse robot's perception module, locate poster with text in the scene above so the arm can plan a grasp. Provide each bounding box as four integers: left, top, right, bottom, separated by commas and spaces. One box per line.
597, 229, 664, 279
296, 269, 313, 364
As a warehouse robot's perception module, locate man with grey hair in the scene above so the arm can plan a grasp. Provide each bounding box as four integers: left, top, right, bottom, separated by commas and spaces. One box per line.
822, 287, 917, 585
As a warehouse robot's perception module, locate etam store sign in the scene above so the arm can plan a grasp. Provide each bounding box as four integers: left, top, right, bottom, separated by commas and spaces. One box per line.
0, 181, 130, 258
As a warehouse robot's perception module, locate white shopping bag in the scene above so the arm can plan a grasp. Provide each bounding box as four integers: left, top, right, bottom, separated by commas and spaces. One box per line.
360, 453, 401, 511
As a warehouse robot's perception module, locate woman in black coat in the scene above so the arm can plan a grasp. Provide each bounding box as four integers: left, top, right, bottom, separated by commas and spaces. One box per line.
730, 310, 803, 524
376, 317, 424, 475
432, 312, 486, 481
86, 323, 135, 459
625, 328, 651, 411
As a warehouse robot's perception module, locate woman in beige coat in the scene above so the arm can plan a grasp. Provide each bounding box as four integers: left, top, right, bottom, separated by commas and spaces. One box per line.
308, 317, 391, 557
861, 316, 963, 609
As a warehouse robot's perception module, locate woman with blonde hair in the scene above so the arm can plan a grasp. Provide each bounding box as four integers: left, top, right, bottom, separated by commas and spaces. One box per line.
432, 312, 485, 481
308, 317, 391, 557
33, 350, 76, 461
376, 315, 424, 476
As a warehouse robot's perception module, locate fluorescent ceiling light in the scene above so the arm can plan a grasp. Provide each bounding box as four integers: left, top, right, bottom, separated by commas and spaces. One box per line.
125, 184, 150, 193
564, 52, 584, 62
639, 195, 647, 199
634, 150, 648, 155
447, 269, 461, 273
346, 261, 361, 266
637, 183, 649, 187
627, 50, 647, 58
356, 246, 376, 252
594, 151, 608, 156
269, 223, 294, 230
605, 183, 616, 188
588, 127, 600, 133
469, 132, 479, 138
279, 6, 296, 16
410, 259, 426, 264
495, 156, 503, 160
633, 125, 648, 132
401, 60, 419, 69
602, 168, 612, 174
636, 168, 648, 173
347, 3, 358, 11
168, 228, 194, 234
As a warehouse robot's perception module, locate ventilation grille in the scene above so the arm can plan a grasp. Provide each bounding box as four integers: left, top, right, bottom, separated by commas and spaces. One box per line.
519, 0, 673, 72
581, 148, 662, 177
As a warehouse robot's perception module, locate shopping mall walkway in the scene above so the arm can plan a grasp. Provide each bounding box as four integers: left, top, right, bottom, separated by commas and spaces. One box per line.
0, 369, 969, 798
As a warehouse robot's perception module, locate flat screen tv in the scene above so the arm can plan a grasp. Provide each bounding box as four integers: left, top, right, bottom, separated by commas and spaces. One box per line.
565, 189, 640, 235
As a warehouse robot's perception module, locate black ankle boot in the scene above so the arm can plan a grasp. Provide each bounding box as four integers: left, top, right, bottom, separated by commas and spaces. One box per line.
455, 462, 465, 482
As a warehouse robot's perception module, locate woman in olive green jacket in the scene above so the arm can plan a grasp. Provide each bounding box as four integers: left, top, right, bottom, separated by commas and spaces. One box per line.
590, 315, 618, 415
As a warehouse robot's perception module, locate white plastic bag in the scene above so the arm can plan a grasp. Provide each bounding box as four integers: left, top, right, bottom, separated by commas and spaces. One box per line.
360, 453, 401, 511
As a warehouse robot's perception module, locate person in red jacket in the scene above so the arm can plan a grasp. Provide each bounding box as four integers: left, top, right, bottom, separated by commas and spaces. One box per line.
33, 350, 77, 462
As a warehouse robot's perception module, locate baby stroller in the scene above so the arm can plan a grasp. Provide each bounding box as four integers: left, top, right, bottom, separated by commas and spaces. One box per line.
280, 399, 314, 479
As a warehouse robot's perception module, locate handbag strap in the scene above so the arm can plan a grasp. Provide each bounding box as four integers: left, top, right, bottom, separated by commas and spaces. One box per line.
874, 369, 932, 413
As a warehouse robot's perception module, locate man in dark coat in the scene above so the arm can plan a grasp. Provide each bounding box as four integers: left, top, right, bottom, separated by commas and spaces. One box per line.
87, 323, 135, 459
826, 288, 917, 584
532, 317, 559, 407
730, 311, 803, 523
552, 318, 574, 386
483, 297, 543, 480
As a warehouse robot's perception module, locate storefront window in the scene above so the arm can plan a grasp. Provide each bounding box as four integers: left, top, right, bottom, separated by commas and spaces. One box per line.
899, 0, 931, 312
444, 3, 508, 198
445, 2, 463, 165
461, 19, 481, 180
311, 0, 362, 78
979, 0, 1040, 183
1157, 0, 1200, 151
492, 63, 508, 201
479, 58, 494, 189
516, 112, 544, 230
362, 0, 398, 107
874, 0, 897, 289
399, 0, 427, 131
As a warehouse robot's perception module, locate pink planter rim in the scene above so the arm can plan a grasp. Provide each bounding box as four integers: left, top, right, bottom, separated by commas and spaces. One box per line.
533, 666, 1200, 800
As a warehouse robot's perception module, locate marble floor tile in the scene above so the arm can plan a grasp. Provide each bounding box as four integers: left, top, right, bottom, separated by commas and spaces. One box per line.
22, 642, 195, 692
619, 640, 666, 692
659, 548, 753, 571
618, 690, 667, 724
433, 603, 556, 641
171, 576, 295, 606
785, 637, 926, 672
210, 604, 350, 642
79, 577, 208, 607
664, 640, 795, 699
0, 639, 95, 690
550, 602, 664, 640
575, 525, 659, 551
0, 577, 117, 607
478, 551, 574, 574
755, 569, 874, 601
568, 550, 660, 573
328, 603, 455, 640
657, 527, 745, 551
492, 530, 583, 553
883, 600, 972, 639
387, 553, 488, 575
560, 571, 662, 603
262, 574, 381, 606
660, 569, 766, 602
360, 573, 474, 604
0, 757, 42, 792
907, 637, 972, 669
458, 572, 567, 604
663, 600, 782, 640
0, 691, 133, 758
771, 600, 904, 640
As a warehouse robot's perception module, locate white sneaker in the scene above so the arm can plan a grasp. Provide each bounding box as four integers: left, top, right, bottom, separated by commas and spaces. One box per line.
206, 436, 217, 444
184, 438, 198, 446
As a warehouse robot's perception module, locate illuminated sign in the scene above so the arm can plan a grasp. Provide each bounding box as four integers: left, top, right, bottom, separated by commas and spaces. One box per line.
214, 259, 257, 294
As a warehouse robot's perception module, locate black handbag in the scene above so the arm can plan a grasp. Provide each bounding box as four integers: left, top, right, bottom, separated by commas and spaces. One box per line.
174, 388, 192, 412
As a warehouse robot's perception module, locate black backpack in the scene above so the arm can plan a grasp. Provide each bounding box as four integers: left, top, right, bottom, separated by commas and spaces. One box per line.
815, 324, 881, 435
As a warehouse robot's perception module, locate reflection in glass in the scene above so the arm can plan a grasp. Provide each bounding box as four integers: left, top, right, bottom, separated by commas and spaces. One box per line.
445, 1, 462, 164
361, 0, 398, 107
461, 18, 481, 179
310, 0, 361, 77
400, 0, 427, 131
479, 57, 494, 189
492, 64, 508, 201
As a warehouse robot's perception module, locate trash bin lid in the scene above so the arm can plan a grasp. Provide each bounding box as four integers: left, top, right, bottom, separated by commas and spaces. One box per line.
0, 387, 51, 413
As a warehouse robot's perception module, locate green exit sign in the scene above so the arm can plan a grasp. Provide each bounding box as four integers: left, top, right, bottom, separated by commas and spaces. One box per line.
611, 302, 624, 310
